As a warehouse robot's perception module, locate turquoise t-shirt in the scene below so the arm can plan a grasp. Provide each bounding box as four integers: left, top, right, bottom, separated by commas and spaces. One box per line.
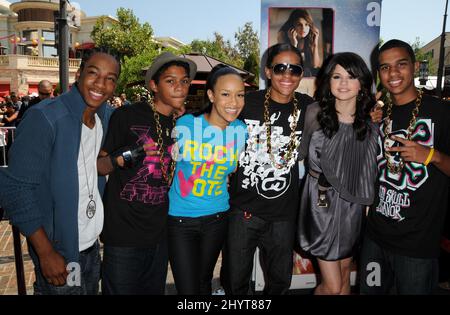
168, 113, 247, 217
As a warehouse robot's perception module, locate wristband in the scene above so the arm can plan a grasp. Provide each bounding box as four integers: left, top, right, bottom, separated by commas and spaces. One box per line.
122, 150, 134, 168
109, 154, 119, 170
111, 145, 145, 169
424, 148, 435, 166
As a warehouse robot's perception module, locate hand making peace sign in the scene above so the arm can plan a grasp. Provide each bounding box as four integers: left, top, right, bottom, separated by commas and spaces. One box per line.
387, 136, 433, 164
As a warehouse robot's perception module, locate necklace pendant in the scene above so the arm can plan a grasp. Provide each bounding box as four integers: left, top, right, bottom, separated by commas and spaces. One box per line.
166, 128, 170, 137
86, 196, 96, 219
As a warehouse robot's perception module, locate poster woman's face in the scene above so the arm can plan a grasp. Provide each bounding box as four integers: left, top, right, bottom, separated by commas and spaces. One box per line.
294, 18, 310, 38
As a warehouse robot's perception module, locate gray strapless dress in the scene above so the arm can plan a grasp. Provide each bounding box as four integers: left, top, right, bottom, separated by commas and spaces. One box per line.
297, 103, 378, 261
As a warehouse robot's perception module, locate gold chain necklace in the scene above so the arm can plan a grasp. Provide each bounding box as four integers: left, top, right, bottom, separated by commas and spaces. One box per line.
263, 88, 300, 169
149, 97, 176, 184
383, 89, 423, 174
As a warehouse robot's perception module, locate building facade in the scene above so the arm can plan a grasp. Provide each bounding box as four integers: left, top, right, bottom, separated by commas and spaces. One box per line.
420, 33, 450, 75
420, 33, 450, 95
0, 0, 119, 96
0, 1, 254, 101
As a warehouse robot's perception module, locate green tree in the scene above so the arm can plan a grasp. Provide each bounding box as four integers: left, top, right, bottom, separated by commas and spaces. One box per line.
189, 23, 261, 84
117, 50, 158, 95
235, 22, 260, 60
243, 52, 259, 84
235, 22, 260, 84
190, 32, 242, 67
412, 37, 437, 75
119, 47, 185, 96
91, 8, 163, 94
91, 8, 156, 61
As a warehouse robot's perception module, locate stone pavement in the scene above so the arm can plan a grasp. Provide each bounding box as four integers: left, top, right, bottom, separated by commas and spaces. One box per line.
0, 220, 35, 295
0, 220, 223, 295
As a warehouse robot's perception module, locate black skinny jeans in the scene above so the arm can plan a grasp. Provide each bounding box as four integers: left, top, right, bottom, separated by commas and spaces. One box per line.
168, 211, 228, 295
224, 208, 295, 295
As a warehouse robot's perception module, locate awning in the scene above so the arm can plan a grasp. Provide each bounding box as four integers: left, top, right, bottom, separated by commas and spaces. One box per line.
0, 84, 10, 97
28, 85, 38, 95
76, 42, 95, 50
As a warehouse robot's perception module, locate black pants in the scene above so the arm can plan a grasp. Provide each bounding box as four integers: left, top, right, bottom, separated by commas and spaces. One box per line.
0, 145, 6, 166
168, 211, 228, 295
225, 208, 295, 295
101, 240, 168, 295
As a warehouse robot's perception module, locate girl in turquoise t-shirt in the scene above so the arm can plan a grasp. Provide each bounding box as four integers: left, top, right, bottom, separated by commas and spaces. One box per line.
168, 65, 247, 294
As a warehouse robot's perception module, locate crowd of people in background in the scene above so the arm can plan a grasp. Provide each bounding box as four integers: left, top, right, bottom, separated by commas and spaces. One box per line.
1, 88, 134, 124
0, 83, 137, 166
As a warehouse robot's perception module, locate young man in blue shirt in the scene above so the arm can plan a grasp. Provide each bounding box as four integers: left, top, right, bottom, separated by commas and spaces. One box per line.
0, 50, 120, 295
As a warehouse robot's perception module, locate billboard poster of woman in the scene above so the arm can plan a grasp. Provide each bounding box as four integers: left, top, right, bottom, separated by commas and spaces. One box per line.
260, 0, 381, 97
271, 8, 334, 78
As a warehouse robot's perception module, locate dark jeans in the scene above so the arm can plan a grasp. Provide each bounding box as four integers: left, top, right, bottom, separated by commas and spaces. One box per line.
0, 145, 6, 166
225, 208, 295, 295
359, 235, 439, 295
101, 238, 168, 295
168, 211, 228, 295
33, 241, 101, 295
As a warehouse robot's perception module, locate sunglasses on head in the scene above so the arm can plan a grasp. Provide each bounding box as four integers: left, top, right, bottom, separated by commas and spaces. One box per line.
271, 63, 303, 77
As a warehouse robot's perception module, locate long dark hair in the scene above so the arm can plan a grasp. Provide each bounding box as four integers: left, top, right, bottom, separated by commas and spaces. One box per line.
279, 9, 316, 46
193, 64, 241, 116
315, 52, 374, 140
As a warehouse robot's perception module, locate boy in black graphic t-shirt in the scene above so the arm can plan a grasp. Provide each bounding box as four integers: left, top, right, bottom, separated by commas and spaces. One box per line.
360, 39, 450, 295
97, 52, 197, 295
226, 44, 314, 295
101, 103, 174, 247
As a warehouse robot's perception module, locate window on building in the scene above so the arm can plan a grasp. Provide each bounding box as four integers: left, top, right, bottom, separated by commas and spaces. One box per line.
42, 30, 55, 41
22, 30, 38, 41
43, 45, 57, 58
431, 49, 434, 58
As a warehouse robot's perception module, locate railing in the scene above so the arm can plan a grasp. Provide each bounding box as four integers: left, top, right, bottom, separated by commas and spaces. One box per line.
0, 54, 81, 69
0, 55, 9, 66
27, 56, 59, 67
69, 58, 81, 68
0, 126, 26, 295
28, 56, 81, 68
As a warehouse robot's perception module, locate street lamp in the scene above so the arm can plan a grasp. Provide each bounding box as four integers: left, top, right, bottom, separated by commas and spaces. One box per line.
58, 0, 69, 93
419, 60, 429, 86
437, 0, 449, 99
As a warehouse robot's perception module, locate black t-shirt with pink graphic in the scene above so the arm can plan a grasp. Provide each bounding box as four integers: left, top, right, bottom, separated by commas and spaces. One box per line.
101, 102, 174, 247
367, 95, 450, 258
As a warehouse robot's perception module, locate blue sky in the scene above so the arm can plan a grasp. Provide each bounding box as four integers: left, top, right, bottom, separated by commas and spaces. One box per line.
69, 0, 448, 46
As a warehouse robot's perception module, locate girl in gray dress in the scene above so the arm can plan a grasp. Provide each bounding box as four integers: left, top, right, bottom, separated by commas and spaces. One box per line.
298, 52, 378, 295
